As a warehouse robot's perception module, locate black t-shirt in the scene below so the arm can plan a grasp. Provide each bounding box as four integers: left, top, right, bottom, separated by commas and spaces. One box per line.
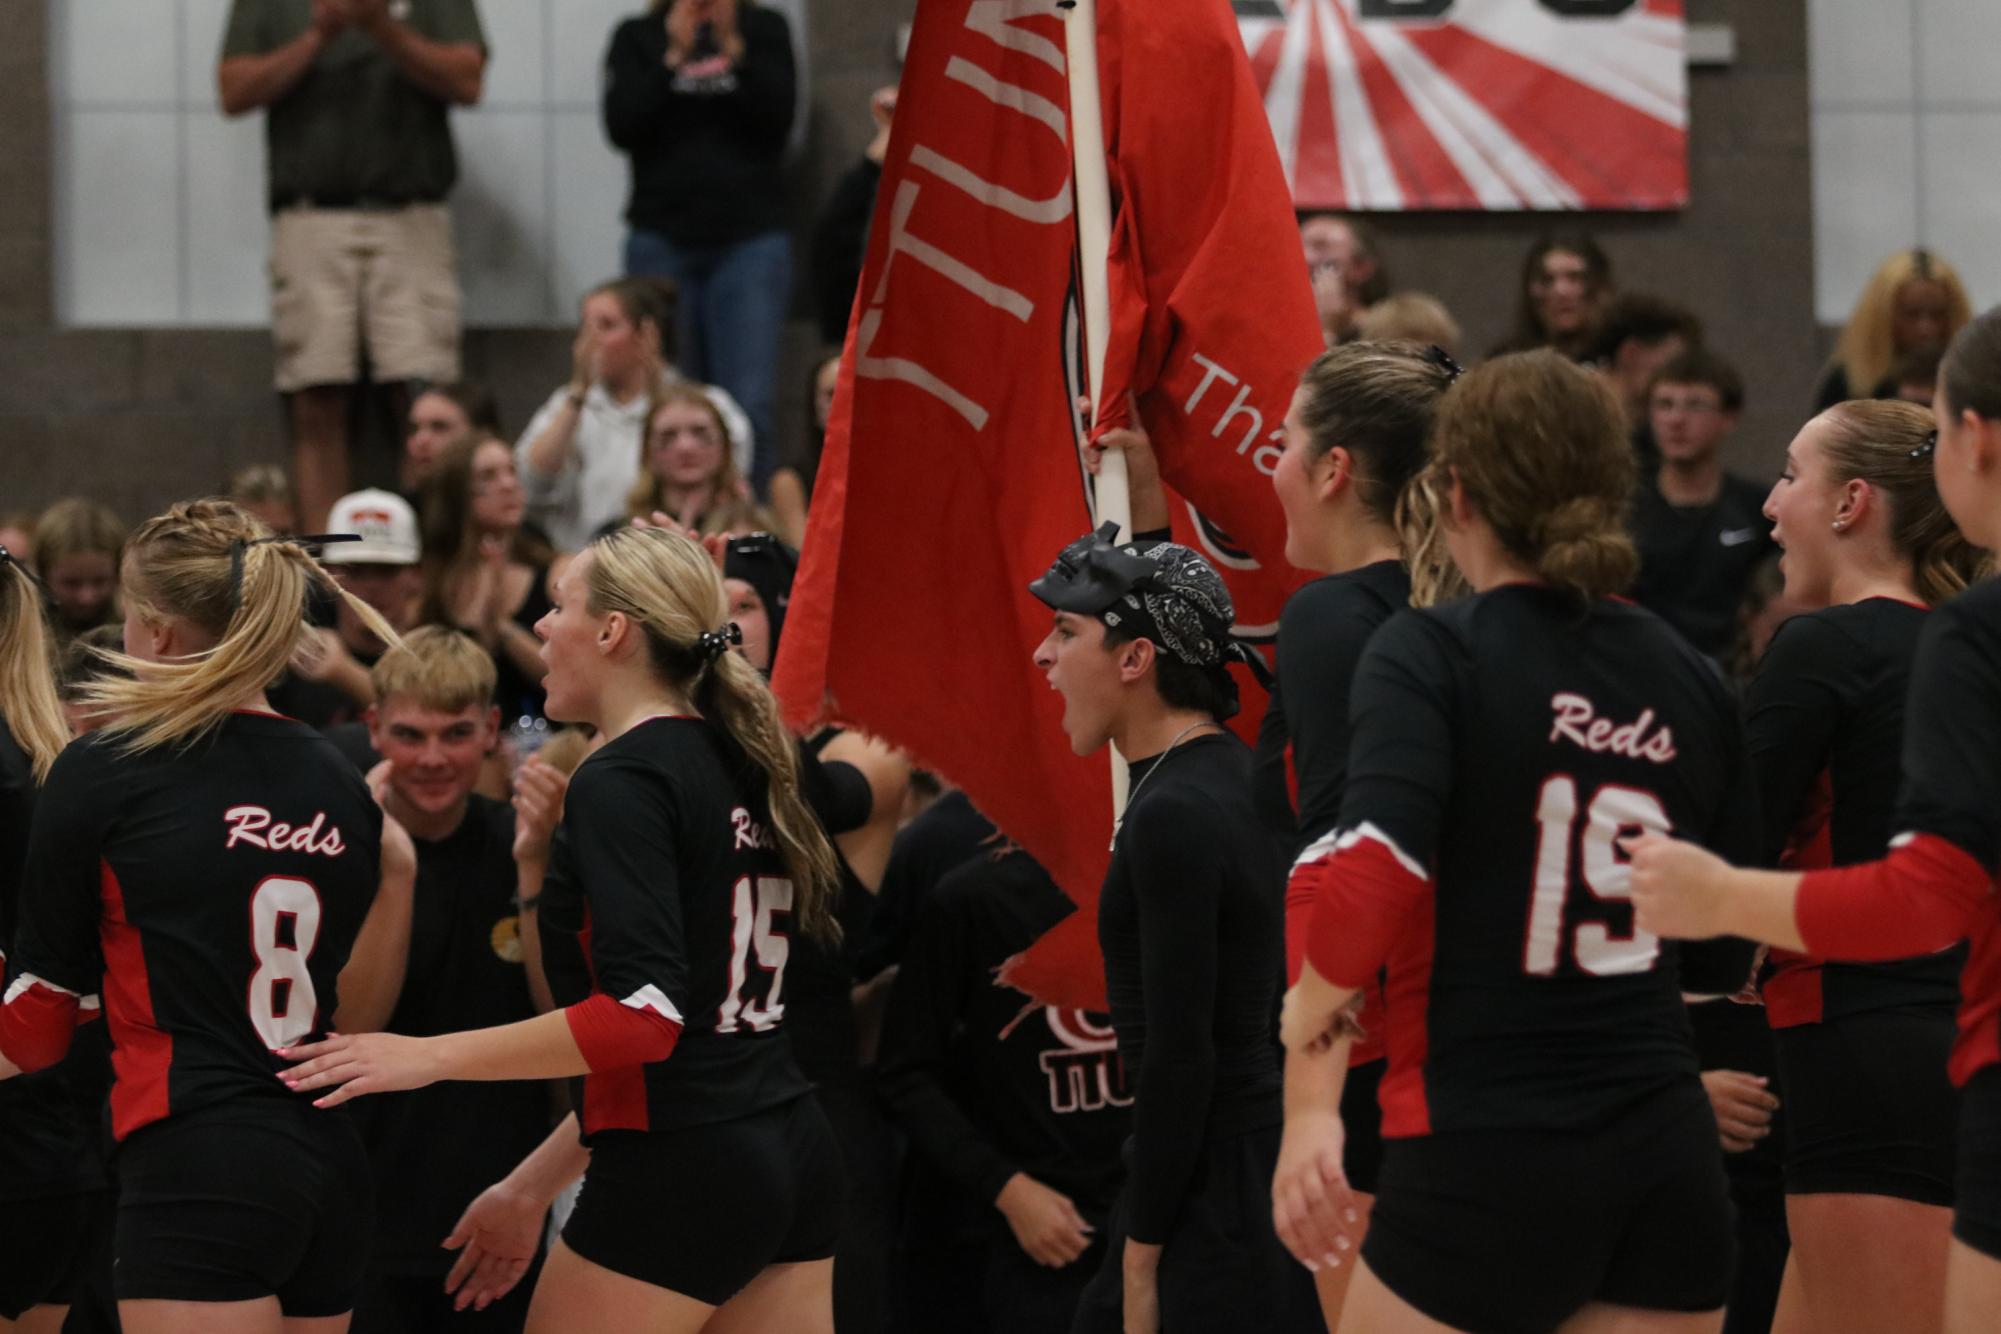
539, 716, 810, 1137
495, 567, 554, 726
4, 713, 381, 1140
1747, 600, 1964, 1025
785, 729, 880, 1085
1099, 730, 1284, 1244
1336, 587, 1760, 1138
857, 790, 996, 981
602, 10, 796, 247
267, 641, 383, 732
1629, 472, 1776, 658
360, 796, 549, 1273
878, 848, 1128, 1213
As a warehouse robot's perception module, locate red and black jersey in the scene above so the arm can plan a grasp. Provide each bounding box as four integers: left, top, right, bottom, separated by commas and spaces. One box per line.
538, 715, 811, 1139
1795, 579, 2001, 1084
1747, 599, 1964, 1027
1297, 586, 1761, 1139
1, 712, 382, 1140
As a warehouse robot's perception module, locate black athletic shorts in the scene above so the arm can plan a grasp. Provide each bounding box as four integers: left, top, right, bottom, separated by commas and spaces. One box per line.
1343, 1058, 1385, 1195
1952, 1064, 2001, 1261
0, 1188, 96, 1319
1773, 1007, 1957, 1204
113, 1099, 373, 1315
1364, 1079, 1734, 1334
562, 1094, 843, 1307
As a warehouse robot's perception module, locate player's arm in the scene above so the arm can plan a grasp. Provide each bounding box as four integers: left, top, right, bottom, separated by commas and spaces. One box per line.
1742, 617, 1849, 864
818, 730, 910, 892
1676, 712, 1764, 994
0, 747, 112, 1076
334, 813, 417, 1033
444, 1111, 589, 1311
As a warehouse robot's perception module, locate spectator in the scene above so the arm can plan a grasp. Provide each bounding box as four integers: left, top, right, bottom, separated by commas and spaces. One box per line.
604, 0, 797, 490
269, 487, 423, 728
812, 86, 896, 344
1590, 293, 1704, 430
32, 498, 125, 649
1490, 232, 1614, 360
616, 385, 773, 537
1816, 248, 1972, 410
405, 379, 502, 495
419, 437, 554, 726
226, 462, 298, 537
1881, 343, 1947, 408
514, 277, 751, 551
217, 0, 488, 531
1354, 293, 1461, 355
1628, 348, 1776, 659
0, 513, 37, 568
1299, 212, 1389, 346
56, 624, 131, 737
348, 627, 551, 1334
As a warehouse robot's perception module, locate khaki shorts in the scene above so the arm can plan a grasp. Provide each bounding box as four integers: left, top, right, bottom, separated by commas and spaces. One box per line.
269, 204, 461, 393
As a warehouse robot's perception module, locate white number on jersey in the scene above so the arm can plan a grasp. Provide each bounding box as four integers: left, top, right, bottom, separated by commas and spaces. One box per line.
247, 876, 323, 1049
716, 875, 794, 1034
1522, 777, 1667, 977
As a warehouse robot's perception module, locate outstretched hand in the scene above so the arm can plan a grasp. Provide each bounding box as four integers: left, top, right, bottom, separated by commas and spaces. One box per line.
442, 1179, 547, 1311
279, 1031, 440, 1108
1272, 1106, 1360, 1273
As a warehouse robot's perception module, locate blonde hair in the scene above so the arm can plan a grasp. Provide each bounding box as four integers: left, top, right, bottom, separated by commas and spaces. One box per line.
1356, 294, 1462, 354
1815, 400, 1990, 605
625, 385, 773, 537
0, 557, 68, 780
1834, 249, 1974, 400
371, 626, 497, 715
1427, 351, 1638, 601
584, 526, 840, 940
85, 499, 403, 753
33, 497, 126, 576
1395, 466, 1469, 609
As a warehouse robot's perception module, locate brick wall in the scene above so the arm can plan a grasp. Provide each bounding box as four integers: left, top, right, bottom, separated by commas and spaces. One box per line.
2, 0, 1808, 521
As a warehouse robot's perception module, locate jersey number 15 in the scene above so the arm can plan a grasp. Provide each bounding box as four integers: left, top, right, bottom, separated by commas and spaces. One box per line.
717, 875, 793, 1034
1523, 777, 1667, 978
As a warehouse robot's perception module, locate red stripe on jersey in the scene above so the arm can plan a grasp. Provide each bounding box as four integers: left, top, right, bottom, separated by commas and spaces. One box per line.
100, 860, 173, 1139
1764, 766, 1837, 1028
1283, 740, 1299, 820
565, 992, 681, 1071
1377, 889, 1436, 1138
575, 903, 650, 1134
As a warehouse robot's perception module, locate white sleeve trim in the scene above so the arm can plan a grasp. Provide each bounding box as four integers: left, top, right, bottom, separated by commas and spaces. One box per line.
4, 972, 80, 1006
1326, 821, 1430, 883
620, 984, 685, 1026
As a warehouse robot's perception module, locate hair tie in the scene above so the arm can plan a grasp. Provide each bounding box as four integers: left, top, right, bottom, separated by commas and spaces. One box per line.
1910, 430, 1939, 461
228, 532, 362, 610
1424, 344, 1465, 383
697, 621, 743, 663
0, 542, 45, 597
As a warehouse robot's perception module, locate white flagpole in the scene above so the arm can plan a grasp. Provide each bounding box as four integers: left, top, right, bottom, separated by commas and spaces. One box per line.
1061, 0, 1132, 820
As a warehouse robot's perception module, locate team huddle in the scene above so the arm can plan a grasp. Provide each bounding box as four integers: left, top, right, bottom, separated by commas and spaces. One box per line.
7, 313, 2001, 1334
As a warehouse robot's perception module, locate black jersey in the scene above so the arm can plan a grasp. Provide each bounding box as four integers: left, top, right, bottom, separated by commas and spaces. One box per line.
1100, 730, 1284, 1245
878, 848, 1129, 1213
538, 715, 811, 1137
360, 795, 549, 1274
1747, 599, 1965, 1026
857, 789, 996, 980
1299, 587, 1761, 1139
1, 712, 382, 1140
1629, 472, 1776, 658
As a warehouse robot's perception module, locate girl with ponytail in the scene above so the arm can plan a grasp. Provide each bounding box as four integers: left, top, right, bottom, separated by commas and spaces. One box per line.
1733, 397, 1983, 1332
1278, 351, 1762, 1333
281, 524, 847, 1332
0, 499, 390, 1331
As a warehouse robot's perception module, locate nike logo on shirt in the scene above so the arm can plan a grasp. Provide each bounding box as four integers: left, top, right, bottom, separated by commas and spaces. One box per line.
1719, 527, 1761, 547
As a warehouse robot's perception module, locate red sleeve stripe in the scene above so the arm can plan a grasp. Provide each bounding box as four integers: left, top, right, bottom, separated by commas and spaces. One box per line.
1302, 824, 1433, 991
564, 991, 683, 1072
0, 975, 83, 1072
1796, 831, 1992, 963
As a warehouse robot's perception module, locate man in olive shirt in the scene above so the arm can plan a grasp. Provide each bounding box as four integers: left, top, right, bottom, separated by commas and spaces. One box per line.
218, 0, 487, 530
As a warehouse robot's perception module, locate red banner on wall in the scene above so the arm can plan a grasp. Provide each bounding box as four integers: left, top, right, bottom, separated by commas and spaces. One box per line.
1237, 0, 1688, 211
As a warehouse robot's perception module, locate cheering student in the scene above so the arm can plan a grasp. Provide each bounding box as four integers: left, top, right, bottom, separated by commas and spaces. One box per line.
280, 526, 848, 1333
1279, 351, 1760, 1334
0, 501, 394, 1332
1629, 307, 2001, 1334
1263, 340, 1454, 1328
1030, 528, 1320, 1334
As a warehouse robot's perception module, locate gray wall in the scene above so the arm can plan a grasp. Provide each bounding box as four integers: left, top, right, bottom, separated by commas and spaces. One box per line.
2, 0, 1806, 521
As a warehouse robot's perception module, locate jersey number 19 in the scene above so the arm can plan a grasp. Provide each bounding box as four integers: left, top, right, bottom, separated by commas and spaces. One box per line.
1522, 777, 1667, 978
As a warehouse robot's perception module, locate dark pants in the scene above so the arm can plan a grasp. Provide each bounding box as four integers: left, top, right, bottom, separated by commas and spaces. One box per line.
1690, 999, 1791, 1334
350, 1259, 541, 1334
891, 1165, 1103, 1334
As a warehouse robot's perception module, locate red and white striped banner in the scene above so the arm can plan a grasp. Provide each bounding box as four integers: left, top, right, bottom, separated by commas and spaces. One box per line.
1237, 0, 1687, 211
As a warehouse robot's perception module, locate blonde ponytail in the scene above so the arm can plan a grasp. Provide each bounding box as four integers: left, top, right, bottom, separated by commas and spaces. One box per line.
86, 499, 402, 752
584, 526, 841, 941
0, 555, 68, 780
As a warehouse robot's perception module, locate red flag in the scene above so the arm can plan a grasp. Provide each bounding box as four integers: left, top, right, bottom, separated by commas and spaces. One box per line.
775, 0, 1320, 1011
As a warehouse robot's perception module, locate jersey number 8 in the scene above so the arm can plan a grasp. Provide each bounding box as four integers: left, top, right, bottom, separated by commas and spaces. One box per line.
248, 876, 323, 1050
1523, 777, 1667, 978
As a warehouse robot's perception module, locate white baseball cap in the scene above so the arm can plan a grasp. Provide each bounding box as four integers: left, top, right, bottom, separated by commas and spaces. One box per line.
322, 489, 420, 566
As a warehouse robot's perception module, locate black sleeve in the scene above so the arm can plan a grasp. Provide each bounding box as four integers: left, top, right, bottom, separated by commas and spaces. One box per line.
1280, 579, 1392, 846
560, 758, 690, 1021
875, 877, 1021, 1205
602, 20, 676, 152
1895, 589, 2001, 875
796, 742, 872, 836
1742, 615, 1851, 864
1680, 702, 1764, 993
810, 159, 882, 344
730, 11, 798, 155
1118, 788, 1230, 1244
5, 743, 110, 997
1335, 613, 1460, 868
0, 734, 35, 951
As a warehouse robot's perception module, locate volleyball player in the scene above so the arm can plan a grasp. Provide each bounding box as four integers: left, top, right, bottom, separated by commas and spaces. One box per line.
1280, 351, 1760, 1334
0, 543, 97, 1334
1262, 341, 1454, 1327
1745, 399, 1983, 1331
1629, 307, 2001, 1334
0, 500, 393, 1333
280, 526, 848, 1333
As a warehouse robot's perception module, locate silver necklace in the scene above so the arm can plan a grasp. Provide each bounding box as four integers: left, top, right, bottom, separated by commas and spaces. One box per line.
1110, 721, 1220, 851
